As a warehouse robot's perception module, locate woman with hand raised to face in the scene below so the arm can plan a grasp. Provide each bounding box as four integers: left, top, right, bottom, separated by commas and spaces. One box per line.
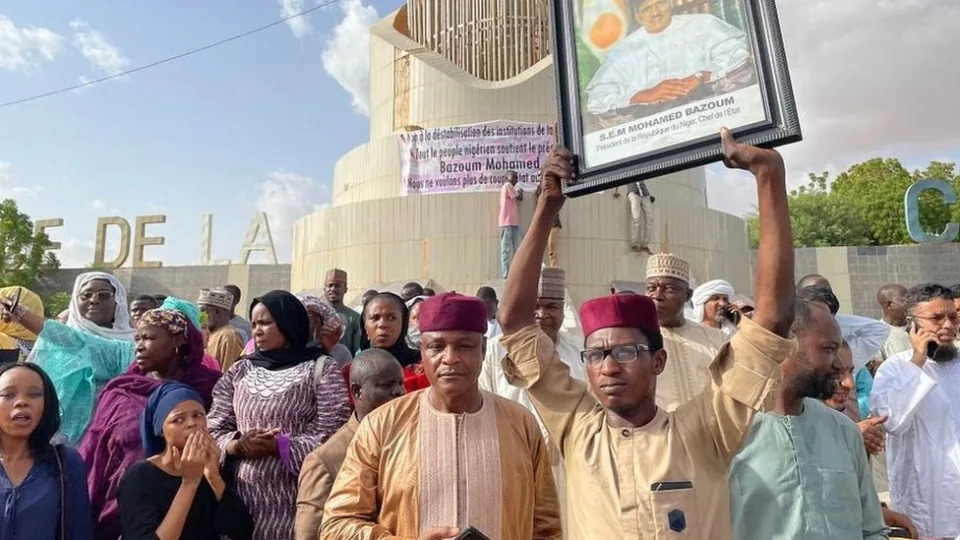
118, 382, 252, 540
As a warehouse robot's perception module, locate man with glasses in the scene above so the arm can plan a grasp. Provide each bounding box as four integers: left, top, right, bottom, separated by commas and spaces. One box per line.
871, 283, 960, 539
498, 129, 795, 539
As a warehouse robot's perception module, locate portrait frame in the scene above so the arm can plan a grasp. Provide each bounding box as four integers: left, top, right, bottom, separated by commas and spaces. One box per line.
553, 0, 802, 197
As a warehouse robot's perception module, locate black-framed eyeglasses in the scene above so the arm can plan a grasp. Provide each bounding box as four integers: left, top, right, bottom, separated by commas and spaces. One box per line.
79, 291, 115, 302
580, 344, 650, 366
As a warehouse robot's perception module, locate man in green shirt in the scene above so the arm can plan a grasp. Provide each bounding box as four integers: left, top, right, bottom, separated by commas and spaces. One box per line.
325, 268, 362, 355
729, 299, 886, 539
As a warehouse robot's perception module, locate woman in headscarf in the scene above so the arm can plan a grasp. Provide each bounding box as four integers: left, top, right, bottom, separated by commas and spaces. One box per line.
206, 290, 351, 540
160, 297, 222, 373
118, 382, 252, 540
357, 292, 428, 392
0, 286, 44, 364
296, 293, 352, 367
78, 307, 221, 540
0, 362, 93, 540
27, 272, 136, 443
404, 295, 428, 350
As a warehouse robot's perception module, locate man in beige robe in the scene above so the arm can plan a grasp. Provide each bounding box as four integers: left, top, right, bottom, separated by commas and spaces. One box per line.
644, 253, 728, 410
295, 349, 405, 540
498, 131, 794, 539
322, 293, 561, 540
198, 288, 245, 371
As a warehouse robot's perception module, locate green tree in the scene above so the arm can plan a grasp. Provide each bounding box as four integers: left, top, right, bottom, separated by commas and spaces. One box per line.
0, 199, 59, 288
745, 158, 960, 248
43, 291, 71, 318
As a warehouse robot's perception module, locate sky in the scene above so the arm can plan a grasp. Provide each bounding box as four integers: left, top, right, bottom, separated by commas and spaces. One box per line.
2, 0, 959, 268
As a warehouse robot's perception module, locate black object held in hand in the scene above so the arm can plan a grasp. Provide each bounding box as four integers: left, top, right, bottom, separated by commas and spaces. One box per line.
454, 526, 492, 540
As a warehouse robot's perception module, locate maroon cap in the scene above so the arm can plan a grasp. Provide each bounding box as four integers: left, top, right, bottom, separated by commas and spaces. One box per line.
579, 294, 660, 339
419, 292, 488, 334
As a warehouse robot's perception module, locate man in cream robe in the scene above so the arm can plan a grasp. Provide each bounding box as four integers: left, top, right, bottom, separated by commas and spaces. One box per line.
644, 253, 728, 411
322, 293, 560, 540
480, 267, 584, 534
498, 132, 794, 539
586, 0, 751, 115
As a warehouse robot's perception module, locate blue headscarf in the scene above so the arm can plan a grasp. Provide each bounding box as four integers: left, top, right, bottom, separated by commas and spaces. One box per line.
160, 297, 202, 331
140, 381, 204, 456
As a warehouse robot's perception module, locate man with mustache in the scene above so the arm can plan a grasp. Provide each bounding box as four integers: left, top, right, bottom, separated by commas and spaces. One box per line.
729, 296, 886, 539
498, 128, 794, 539
322, 292, 560, 540
871, 283, 960, 539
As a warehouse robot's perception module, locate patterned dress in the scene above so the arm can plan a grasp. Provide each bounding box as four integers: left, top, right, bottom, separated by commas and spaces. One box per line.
208, 356, 351, 540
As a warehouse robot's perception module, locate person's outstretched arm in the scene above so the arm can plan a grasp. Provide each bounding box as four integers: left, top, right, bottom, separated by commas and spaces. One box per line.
499, 147, 575, 334
720, 128, 793, 336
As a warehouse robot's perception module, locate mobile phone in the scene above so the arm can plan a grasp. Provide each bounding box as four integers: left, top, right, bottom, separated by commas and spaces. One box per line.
909, 319, 939, 358
454, 526, 491, 540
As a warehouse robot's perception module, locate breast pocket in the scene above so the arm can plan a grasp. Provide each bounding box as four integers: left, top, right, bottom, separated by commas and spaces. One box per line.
650, 483, 700, 537
821, 469, 862, 534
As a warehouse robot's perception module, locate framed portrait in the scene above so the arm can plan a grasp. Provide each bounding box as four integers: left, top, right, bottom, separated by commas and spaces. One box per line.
553, 0, 802, 196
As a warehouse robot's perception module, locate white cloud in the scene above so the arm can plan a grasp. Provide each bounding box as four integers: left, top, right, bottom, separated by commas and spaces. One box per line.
91, 199, 106, 210
279, 0, 312, 39
56, 237, 96, 268
0, 15, 62, 73
321, 0, 378, 116
70, 19, 130, 76
0, 161, 42, 200
256, 169, 327, 260
707, 0, 960, 216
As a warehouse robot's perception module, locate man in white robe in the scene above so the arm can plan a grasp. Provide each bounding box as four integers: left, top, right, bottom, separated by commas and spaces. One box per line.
691, 279, 738, 337
586, 0, 751, 115
479, 267, 584, 533
871, 284, 960, 538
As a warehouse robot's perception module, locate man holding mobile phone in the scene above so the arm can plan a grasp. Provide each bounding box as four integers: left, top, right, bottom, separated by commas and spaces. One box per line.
871, 284, 960, 539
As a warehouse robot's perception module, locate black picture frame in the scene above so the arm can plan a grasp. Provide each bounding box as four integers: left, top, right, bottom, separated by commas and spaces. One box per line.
553, 0, 802, 197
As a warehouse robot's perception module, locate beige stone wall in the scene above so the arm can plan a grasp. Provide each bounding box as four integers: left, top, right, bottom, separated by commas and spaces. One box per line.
293, 9, 753, 305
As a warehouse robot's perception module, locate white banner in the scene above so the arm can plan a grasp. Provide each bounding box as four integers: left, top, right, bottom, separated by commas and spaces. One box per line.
399, 121, 555, 195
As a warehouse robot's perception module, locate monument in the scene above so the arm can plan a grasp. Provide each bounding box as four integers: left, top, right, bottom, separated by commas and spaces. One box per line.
291, 0, 753, 304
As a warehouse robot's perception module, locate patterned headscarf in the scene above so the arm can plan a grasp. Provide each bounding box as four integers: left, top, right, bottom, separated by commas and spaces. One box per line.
297, 294, 345, 339
139, 309, 190, 339
66, 272, 134, 341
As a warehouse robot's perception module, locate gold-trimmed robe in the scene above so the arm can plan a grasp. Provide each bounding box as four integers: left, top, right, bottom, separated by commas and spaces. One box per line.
321, 389, 561, 540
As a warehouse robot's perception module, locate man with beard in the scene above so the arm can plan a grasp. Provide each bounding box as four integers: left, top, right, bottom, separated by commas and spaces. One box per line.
691, 279, 738, 337
871, 283, 960, 538
729, 299, 886, 539
824, 342, 920, 540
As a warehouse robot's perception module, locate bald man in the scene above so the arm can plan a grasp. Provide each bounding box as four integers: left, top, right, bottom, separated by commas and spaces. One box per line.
295, 349, 405, 540
797, 274, 831, 292
877, 284, 911, 362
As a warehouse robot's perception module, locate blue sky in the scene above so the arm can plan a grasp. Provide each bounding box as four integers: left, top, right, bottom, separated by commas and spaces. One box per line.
2, 0, 959, 267
0, 0, 390, 266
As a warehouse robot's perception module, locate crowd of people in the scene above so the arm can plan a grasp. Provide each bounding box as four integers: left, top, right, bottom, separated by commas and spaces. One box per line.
0, 130, 958, 540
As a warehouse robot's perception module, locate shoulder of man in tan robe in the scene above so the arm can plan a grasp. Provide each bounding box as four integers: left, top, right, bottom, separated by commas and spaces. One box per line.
207, 325, 245, 371
320, 389, 562, 540
295, 415, 360, 540
499, 316, 792, 540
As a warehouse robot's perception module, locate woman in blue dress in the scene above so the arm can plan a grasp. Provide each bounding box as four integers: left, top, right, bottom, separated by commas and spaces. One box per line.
0, 362, 93, 540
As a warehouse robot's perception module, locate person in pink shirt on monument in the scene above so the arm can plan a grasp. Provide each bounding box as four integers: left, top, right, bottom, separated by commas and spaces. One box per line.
499, 170, 524, 278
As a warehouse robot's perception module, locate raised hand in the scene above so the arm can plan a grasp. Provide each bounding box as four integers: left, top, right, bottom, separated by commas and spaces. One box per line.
719, 127, 784, 176
199, 431, 222, 478
538, 146, 576, 212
